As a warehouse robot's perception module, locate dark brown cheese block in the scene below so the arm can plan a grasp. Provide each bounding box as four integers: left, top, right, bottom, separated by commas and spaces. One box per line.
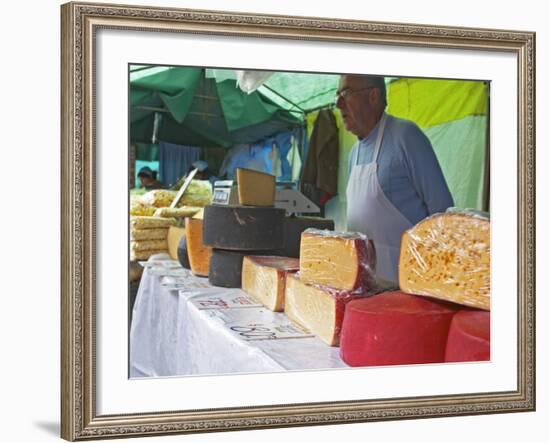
277, 216, 335, 258
177, 236, 191, 270
203, 205, 285, 250
208, 249, 277, 288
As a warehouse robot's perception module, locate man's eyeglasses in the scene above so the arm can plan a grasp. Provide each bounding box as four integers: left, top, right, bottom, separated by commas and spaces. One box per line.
335, 86, 375, 103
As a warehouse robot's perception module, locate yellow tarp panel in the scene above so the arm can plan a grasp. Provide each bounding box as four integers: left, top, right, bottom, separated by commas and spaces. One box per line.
387, 79, 488, 129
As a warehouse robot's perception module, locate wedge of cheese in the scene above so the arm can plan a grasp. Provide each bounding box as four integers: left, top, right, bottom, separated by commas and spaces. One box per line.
340, 291, 457, 366
284, 274, 362, 346
399, 212, 490, 310
299, 229, 376, 291
445, 310, 490, 362
167, 226, 186, 261
185, 218, 212, 277
241, 256, 300, 311
236, 168, 276, 206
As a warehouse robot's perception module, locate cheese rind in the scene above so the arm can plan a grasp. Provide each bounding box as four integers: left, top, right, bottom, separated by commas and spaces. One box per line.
203, 205, 285, 250
340, 291, 457, 366
299, 229, 376, 291
399, 212, 490, 310
284, 274, 362, 346
177, 236, 191, 270
185, 218, 212, 277
445, 310, 490, 362
241, 256, 300, 311
236, 168, 276, 206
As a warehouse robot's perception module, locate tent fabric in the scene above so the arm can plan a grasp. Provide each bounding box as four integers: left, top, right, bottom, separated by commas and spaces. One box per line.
130, 67, 302, 148
386, 79, 488, 128
158, 142, 201, 187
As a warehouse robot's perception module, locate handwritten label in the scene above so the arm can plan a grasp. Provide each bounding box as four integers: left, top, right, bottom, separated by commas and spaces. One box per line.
190, 294, 261, 309
224, 322, 313, 341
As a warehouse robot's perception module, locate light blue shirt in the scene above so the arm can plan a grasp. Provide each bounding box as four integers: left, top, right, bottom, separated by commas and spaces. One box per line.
348, 113, 454, 225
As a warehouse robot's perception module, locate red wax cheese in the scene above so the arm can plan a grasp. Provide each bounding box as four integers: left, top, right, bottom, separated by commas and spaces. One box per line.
284, 274, 364, 346
299, 229, 376, 291
445, 310, 490, 362
340, 291, 457, 366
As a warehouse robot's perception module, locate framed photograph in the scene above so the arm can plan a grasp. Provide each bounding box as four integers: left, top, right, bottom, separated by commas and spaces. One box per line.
61, 1, 535, 441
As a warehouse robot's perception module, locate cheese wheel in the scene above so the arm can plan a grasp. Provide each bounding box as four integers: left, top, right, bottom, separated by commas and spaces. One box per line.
340, 291, 457, 366
241, 256, 300, 311
399, 212, 490, 310
236, 168, 276, 206
284, 274, 363, 346
299, 229, 376, 291
277, 216, 335, 258
203, 205, 285, 250
445, 310, 490, 362
177, 236, 191, 270
185, 218, 212, 277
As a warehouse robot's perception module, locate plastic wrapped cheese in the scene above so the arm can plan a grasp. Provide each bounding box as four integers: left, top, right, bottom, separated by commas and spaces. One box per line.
130, 201, 156, 216
130, 239, 168, 252
130, 216, 177, 229
241, 256, 300, 311
130, 227, 168, 241
143, 181, 212, 208
284, 274, 364, 346
299, 229, 376, 292
399, 212, 490, 310
340, 291, 457, 366
153, 206, 201, 218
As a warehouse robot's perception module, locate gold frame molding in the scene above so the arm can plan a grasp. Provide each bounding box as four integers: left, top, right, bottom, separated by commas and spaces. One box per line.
61, 1, 536, 441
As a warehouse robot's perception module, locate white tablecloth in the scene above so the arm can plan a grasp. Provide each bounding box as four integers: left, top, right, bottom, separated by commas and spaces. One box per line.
130, 258, 348, 377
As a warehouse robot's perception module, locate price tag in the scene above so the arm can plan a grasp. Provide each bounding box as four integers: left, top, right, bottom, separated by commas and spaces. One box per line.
138, 259, 180, 268
190, 293, 261, 310
224, 321, 313, 341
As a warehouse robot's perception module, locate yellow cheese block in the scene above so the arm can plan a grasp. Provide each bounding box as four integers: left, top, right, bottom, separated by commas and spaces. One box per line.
399, 212, 490, 310
185, 218, 212, 277
284, 274, 360, 346
299, 229, 375, 291
236, 168, 276, 206
241, 256, 299, 311
167, 226, 186, 260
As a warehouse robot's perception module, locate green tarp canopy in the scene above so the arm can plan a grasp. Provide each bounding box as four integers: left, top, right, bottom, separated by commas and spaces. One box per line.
130, 66, 339, 148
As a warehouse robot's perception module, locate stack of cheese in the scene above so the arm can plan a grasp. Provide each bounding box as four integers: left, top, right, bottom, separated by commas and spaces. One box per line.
338, 211, 491, 366
284, 229, 377, 346
129, 216, 177, 261
201, 168, 285, 287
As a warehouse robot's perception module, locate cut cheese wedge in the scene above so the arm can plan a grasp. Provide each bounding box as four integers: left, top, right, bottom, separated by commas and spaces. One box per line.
299, 229, 376, 291
236, 168, 276, 206
241, 256, 300, 311
340, 291, 457, 366
185, 218, 212, 277
399, 212, 490, 310
167, 226, 186, 261
284, 274, 363, 346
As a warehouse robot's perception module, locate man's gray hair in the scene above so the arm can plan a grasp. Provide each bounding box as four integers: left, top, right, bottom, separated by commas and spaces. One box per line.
361, 75, 387, 107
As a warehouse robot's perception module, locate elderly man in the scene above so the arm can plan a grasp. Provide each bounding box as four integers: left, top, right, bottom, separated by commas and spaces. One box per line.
336, 74, 453, 284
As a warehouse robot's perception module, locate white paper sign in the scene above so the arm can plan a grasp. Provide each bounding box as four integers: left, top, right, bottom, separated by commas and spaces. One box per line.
190, 293, 262, 310
224, 321, 313, 341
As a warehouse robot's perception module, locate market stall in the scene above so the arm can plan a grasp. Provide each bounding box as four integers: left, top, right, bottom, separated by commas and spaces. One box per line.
128, 67, 491, 378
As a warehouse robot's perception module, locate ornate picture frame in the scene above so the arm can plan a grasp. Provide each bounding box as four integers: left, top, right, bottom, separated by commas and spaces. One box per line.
61, 1, 535, 440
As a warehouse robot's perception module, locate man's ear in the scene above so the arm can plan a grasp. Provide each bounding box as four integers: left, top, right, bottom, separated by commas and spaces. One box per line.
368, 87, 381, 106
